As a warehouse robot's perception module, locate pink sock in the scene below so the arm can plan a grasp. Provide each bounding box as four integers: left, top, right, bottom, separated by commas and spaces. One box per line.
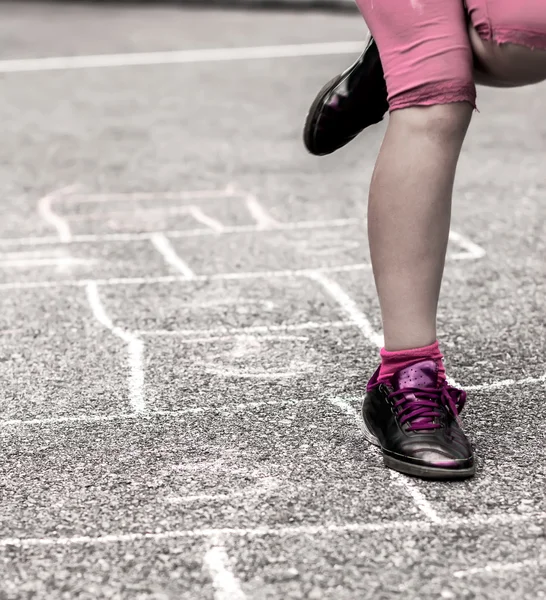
378, 340, 446, 385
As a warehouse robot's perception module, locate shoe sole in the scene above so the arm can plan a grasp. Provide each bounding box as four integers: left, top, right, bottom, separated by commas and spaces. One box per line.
361, 415, 476, 481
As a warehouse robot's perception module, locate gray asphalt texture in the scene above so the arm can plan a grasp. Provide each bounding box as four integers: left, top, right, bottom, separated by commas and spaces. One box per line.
1, 2, 545, 599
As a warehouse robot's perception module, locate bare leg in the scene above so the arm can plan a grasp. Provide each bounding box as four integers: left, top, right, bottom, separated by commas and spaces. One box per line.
368, 103, 472, 351
470, 27, 546, 87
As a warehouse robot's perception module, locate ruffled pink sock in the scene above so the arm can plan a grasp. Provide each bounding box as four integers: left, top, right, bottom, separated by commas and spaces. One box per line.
378, 340, 446, 385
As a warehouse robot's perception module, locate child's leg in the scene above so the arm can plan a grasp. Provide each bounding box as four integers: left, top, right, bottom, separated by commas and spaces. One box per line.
355, 0, 477, 478
469, 0, 546, 87
368, 103, 472, 352
355, 0, 475, 352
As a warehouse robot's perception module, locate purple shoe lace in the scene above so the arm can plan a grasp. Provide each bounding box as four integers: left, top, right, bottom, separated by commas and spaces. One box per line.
388, 381, 466, 432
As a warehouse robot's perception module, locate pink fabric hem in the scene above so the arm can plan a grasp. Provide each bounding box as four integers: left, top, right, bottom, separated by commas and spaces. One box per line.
388, 81, 477, 112
492, 28, 546, 51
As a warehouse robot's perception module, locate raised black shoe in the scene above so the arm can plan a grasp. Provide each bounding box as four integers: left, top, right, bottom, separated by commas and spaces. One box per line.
362, 359, 476, 480
303, 35, 389, 156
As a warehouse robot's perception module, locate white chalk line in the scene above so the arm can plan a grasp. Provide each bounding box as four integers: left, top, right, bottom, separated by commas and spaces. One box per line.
0, 397, 324, 428
0, 42, 364, 74
136, 320, 353, 338
328, 396, 364, 426
387, 471, 443, 524
61, 187, 237, 204
0, 249, 67, 259
2, 358, 545, 427
449, 230, 486, 260
0, 263, 371, 291
1, 222, 481, 262
308, 271, 384, 348
188, 207, 225, 232
327, 396, 442, 524
0, 512, 543, 549
37, 185, 79, 243
85, 282, 145, 413
454, 557, 545, 578
204, 542, 247, 600
0, 257, 94, 268
150, 233, 195, 279
245, 194, 280, 229
202, 364, 314, 380
166, 478, 280, 505
0, 218, 361, 248
64, 205, 224, 226
465, 373, 546, 391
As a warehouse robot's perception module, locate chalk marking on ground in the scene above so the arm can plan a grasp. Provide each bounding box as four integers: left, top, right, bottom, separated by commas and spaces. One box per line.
150, 233, 195, 278
465, 374, 546, 391
63, 204, 225, 232
168, 298, 276, 310
204, 542, 247, 600
202, 364, 314, 380
387, 471, 443, 523
37, 186, 79, 243
0, 218, 362, 248
188, 207, 225, 232
328, 396, 363, 425
58, 187, 237, 204
85, 282, 145, 413
0, 263, 370, 291
453, 558, 545, 578
307, 271, 384, 348
136, 320, 352, 338
199, 333, 314, 380
245, 193, 280, 229
0, 397, 324, 427
0, 249, 67, 259
0, 512, 543, 548
449, 230, 487, 260
165, 478, 280, 505
0, 257, 93, 268
0, 42, 365, 74
327, 396, 442, 523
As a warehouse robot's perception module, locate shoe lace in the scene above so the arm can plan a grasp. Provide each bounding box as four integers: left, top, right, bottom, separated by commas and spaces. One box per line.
388, 381, 466, 432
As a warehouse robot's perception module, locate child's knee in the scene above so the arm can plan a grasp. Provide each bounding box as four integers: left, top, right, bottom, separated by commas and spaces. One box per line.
390, 103, 472, 144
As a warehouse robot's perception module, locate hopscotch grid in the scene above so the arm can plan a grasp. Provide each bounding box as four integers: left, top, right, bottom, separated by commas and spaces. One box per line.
0, 220, 482, 253
38, 185, 281, 244
0, 218, 361, 248
0, 263, 372, 291
0, 512, 543, 549
2, 364, 545, 428
0, 263, 541, 391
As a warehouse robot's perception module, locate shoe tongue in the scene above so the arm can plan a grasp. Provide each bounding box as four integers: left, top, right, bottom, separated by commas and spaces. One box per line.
392, 359, 439, 391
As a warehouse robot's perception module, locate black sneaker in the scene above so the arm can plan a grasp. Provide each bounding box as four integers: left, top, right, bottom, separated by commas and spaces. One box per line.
362, 359, 475, 480
303, 35, 388, 156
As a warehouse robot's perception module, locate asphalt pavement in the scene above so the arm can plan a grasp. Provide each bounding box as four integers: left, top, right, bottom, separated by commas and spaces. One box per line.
0, 2, 545, 599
